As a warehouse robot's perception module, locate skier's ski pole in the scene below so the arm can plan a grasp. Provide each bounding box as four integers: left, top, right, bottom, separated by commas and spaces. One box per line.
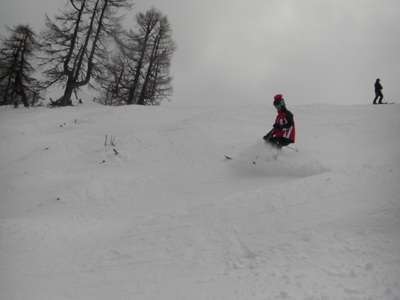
253, 144, 264, 164
285, 146, 298, 152
254, 132, 272, 164
253, 153, 260, 164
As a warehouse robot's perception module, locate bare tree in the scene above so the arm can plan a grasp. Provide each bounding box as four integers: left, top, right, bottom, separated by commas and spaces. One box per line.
0, 25, 42, 107
96, 52, 129, 105
99, 7, 176, 106
40, 0, 132, 106
137, 11, 176, 105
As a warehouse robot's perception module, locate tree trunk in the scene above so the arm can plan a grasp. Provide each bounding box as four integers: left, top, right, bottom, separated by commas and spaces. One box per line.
19, 90, 29, 107
62, 81, 75, 106
138, 34, 161, 105
126, 36, 149, 105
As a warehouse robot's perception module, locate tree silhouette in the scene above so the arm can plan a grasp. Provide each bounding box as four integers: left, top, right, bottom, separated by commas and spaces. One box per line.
40, 0, 132, 106
0, 24, 42, 107
99, 7, 176, 106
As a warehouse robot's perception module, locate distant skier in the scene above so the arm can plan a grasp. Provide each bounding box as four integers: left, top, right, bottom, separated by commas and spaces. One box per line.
373, 78, 383, 104
263, 94, 295, 149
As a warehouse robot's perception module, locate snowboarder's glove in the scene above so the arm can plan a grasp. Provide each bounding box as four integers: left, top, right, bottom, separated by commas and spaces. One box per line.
273, 123, 282, 130
263, 134, 270, 141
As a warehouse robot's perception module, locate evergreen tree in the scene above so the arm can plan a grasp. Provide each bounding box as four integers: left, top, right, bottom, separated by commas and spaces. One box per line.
0, 25, 42, 107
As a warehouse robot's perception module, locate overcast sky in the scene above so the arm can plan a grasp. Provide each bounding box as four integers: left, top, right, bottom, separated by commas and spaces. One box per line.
1, 0, 399, 106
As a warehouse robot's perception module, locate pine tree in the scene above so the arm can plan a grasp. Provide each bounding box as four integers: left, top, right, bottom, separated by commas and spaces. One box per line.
0, 24, 42, 107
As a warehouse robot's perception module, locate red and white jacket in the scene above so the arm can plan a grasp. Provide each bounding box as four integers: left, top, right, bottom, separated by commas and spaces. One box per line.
272, 109, 295, 142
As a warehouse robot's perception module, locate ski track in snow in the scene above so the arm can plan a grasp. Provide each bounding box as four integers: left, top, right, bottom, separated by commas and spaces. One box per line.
0, 102, 400, 300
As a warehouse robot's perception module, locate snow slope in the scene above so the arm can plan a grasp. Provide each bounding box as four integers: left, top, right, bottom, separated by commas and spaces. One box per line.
1, 101, 399, 300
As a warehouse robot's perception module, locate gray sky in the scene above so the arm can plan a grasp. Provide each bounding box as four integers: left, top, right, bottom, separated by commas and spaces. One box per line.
1, 0, 399, 106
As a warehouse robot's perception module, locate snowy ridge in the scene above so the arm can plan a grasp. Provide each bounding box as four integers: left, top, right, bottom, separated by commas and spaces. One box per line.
0, 102, 399, 300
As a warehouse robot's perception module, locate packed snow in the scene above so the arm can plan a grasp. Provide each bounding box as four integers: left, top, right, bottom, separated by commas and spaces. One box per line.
0, 99, 399, 300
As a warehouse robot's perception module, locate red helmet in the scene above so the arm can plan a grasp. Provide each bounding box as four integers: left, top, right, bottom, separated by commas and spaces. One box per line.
273, 94, 285, 107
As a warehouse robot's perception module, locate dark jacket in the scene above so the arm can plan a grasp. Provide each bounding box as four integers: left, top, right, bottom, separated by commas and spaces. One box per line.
375, 80, 383, 93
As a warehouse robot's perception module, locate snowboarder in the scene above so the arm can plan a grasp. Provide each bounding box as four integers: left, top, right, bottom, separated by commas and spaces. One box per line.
263, 94, 295, 149
373, 78, 383, 104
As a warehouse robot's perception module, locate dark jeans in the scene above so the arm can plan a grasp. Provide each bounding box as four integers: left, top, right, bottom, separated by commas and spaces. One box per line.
265, 137, 292, 149
373, 91, 383, 104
